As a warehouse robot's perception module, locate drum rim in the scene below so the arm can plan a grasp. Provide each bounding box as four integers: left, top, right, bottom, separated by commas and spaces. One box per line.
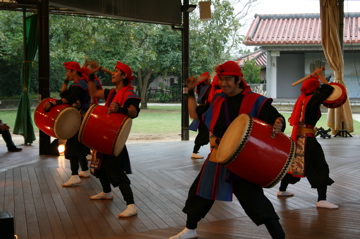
322, 97, 347, 108
323, 82, 347, 107
263, 139, 296, 188
112, 116, 132, 156
220, 114, 253, 166
78, 104, 97, 142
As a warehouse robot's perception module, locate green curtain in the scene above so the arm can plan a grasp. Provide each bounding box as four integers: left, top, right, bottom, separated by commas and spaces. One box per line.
13, 14, 38, 145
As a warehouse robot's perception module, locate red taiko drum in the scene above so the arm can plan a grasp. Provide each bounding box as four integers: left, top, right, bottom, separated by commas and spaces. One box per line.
216, 114, 295, 188
78, 104, 132, 156
322, 82, 347, 108
34, 98, 81, 139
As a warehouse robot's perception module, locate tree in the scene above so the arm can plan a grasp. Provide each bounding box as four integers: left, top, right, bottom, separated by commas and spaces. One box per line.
48, 16, 133, 92
124, 23, 182, 109
242, 59, 262, 83
0, 1, 258, 105
187, 0, 258, 75
47, 17, 182, 109
0, 12, 24, 97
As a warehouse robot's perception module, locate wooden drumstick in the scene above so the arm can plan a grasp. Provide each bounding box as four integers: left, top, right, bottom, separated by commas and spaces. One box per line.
291, 67, 325, 86
99, 66, 113, 75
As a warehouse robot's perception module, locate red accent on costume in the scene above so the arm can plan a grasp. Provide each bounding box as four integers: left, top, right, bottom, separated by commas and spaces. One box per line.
289, 77, 320, 141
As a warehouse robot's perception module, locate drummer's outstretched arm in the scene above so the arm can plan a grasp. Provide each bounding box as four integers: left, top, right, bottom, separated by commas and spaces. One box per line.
108, 102, 138, 118
188, 93, 198, 119
88, 74, 105, 100
186, 76, 199, 120
43, 97, 69, 112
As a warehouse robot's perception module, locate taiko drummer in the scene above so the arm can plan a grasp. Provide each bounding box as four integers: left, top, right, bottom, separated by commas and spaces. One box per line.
277, 67, 339, 209
44, 61, 93, 186
87, 61, 140, 218
170, 61, 286, 239
189, 71, 212, 160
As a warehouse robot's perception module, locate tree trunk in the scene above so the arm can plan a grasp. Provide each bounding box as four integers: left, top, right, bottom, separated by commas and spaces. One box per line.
140, 90, 148, 109
137, 69, 153, 109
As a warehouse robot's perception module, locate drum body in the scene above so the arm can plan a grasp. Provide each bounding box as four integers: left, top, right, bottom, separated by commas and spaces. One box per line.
78, 104, 132, 156
216, 114, 295, 188
34, 98, 81, 139
323, 82, 347, 108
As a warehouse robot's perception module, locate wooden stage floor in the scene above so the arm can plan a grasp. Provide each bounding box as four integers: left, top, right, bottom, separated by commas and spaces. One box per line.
0, 135, 359, 239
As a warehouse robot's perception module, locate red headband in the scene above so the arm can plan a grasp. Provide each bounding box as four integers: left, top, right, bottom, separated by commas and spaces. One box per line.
301, 77, 320, 95
63, 61, 82, 72
216, 61, 250, 92
116, 61, 134, 81
216, 61, 243, 77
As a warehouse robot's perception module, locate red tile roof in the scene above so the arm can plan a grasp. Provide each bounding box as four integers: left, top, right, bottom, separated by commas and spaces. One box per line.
244, 13, 360, 47
235, 49, 267, 68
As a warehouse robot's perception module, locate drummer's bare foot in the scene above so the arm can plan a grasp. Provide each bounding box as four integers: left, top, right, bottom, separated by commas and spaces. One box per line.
277, 191, 294, 197
62, 175, 81, 187
191, 153, 204, 159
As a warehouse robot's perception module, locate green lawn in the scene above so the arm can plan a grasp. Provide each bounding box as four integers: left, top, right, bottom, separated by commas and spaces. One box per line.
1, 105, 359, 137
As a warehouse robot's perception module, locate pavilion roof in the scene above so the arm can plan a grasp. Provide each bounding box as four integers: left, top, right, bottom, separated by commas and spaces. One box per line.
243, 13, 360, 51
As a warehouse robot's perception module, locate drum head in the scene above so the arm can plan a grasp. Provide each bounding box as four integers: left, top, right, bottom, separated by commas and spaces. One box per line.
113, 117, 132, 156
326, 84, 344, 101
54, 107, 81, 139
216, 114, 251, 164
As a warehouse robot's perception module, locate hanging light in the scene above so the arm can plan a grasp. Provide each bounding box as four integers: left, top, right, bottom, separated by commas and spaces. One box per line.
199, 1, 211, 20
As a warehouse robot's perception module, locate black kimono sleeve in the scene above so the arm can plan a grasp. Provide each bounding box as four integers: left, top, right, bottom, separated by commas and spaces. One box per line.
258, 101, 286, 132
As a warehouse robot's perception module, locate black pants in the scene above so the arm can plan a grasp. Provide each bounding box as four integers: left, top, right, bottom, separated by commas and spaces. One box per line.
98, 173, 134, 205
183, 173, 281, 228
65, 133, 89, 175
0, 129, 16, 149
193, 122, 209, 153
279, 173, 328, 201
95, 151, 135, 205
279, 137, 334, 201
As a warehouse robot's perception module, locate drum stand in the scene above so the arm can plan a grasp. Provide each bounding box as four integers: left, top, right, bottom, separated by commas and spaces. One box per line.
334, 122, 352, 137
315, 127, 331, 139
